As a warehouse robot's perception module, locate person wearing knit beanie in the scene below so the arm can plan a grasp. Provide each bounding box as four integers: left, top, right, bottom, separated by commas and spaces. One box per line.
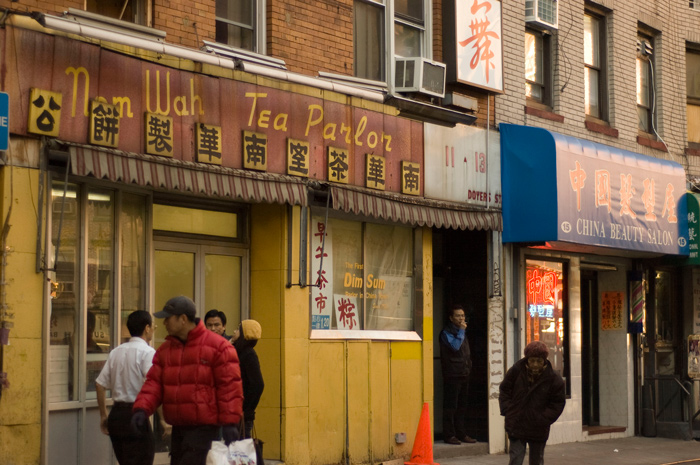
499, 340, 566, 465
233, 320, 265, 439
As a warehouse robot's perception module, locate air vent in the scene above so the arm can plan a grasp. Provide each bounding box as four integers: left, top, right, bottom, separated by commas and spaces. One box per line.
525, 0, 558, 30
394, 57, 446, 98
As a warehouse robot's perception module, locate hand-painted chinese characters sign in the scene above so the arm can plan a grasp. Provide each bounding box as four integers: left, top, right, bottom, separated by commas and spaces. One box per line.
685, 194, 700, 265
334, 294, 359, 330
311, 217, 333, 330
6, 27, 422, 194
455, 0, 503, 92
424, 123, 501, 206
601, 291, 624, 331
500, 124, 689, 255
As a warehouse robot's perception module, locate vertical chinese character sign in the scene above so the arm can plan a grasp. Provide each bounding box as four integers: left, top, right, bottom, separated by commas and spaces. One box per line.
311, 217, 333, 330
601, 291, 624, 331
455, 0, 503, 92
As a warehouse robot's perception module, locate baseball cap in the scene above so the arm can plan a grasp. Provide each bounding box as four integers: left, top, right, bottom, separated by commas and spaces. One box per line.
154, 295, 197, 319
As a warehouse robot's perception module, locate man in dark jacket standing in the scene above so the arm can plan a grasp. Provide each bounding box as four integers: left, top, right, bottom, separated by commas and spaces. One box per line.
132, 296, 243, 465
439, 304, 477, 445
233, 319, 265, 439
499, 341, 566, 465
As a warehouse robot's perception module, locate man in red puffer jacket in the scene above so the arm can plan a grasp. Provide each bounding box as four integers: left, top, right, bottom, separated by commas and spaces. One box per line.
132, 296, 243, 465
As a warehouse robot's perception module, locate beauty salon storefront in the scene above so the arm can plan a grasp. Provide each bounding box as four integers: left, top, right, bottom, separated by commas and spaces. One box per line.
0, 14, 503, 465
500, 124, 690, 444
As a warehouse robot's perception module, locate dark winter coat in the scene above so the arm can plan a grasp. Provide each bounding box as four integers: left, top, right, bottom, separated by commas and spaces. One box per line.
498, 357, 566, 442
134, 320, 243, 426
439, 322, 472, 380
233, 336, 264, 421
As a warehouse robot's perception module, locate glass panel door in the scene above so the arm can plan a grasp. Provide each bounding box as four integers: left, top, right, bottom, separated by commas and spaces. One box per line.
153, 247, 196, 346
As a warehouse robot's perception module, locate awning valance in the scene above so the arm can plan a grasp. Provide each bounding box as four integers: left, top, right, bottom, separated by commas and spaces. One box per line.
66, 143, 308, 206
500, 124, 689, 255
330, 185, 501, 231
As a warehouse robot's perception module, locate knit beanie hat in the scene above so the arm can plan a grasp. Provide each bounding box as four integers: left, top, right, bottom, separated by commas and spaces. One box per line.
524, 341, 549, 360
241, 319, 262, 341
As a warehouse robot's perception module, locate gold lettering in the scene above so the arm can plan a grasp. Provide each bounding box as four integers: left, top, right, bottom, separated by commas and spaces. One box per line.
382, 133, 392, 152
273, 113, 288, 131
354, 116, 367, 146
367, 131, 378, 148
323, 123, 337, 141
174, 96, 189, 116
340, 123, 352, 144
245, 92, 267, 127
190, 79, 203, 116
112, 97, 133, 118
145, 70, 171, 115
306, 105, 323, 136
65, 66, 90, 117
258, 110, 271, 128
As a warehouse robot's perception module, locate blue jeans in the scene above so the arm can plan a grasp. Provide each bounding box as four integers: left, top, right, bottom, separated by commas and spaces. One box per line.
508, 436, 546, 465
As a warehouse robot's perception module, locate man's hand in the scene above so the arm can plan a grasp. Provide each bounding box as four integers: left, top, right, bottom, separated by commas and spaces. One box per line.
130, 409, 148, 436
459, 321, 467, 330
99, 416, 109, 435
160, 421, 172, 440
222, 424, 239, 445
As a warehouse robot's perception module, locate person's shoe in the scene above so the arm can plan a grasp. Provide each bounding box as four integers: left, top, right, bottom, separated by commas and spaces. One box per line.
461, 435, 477, 443
444, 436, 461, 445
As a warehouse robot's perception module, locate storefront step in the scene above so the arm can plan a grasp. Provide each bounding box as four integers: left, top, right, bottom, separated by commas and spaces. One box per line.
433, 441, 489, 460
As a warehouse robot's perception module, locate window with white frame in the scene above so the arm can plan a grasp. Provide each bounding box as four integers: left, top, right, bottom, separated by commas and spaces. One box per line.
310, 216, 416, 332
636, 32, 655, 134
86, 0, 148, 24
525, 28, 552, 106
687, 47, 700, 145
216, 0, 264, 52
584, 10, 607, 120
354, 0, 428, 82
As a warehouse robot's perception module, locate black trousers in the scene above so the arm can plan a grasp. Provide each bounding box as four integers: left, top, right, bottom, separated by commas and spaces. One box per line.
170, 425, 220, 465
107, 402, 155, 465
508, 436, 547, 465
442, 377, 469, 440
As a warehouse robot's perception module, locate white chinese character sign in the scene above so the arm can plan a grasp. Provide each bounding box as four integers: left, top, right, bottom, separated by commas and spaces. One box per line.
455, 0, 503, 92
311, 217, 333, 330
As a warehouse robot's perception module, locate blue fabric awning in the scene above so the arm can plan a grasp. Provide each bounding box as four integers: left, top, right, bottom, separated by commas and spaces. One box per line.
500, 124, 689, 255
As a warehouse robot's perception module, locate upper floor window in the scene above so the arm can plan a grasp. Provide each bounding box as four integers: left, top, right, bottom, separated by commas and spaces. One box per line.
86, 0, 148, 24
584, 10, 607, 120
692, 1, 700, 10
525, 28, 552, 106
216, 0, 264, 52
354, 0, 428, 82
636, 32, 655, 133
688, 47, 700, 144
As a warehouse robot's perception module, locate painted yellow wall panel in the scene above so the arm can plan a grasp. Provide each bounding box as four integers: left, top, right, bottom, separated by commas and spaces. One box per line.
283, 284, 310, 339
309, 341, 346, 465
369, 342, 392, 462
391, 356, 423, 458
256, 339, 280, 409
347, 342, 370, 463
282, 406, 311, 465
391, 341, 422, 360
5, 252, 43, 339
250, 203, 284, 272
251, 269, 282, 339
283, 338, 309, 408
0, 337, 42, 426
4, 168, 40, 254
256, 406, 281, 459
0, 424, 41, 464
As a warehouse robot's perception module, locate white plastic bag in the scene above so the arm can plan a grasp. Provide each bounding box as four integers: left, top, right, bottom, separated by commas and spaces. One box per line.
206, 439, 257, 465
228, 438, 257, 465
206, 441, 230, 465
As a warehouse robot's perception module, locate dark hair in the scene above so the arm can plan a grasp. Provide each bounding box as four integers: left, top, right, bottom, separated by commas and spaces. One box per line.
127, 310, 152, 337
524, 341, 549, 360
204, 309, 227, 326
447, 304, 465, 319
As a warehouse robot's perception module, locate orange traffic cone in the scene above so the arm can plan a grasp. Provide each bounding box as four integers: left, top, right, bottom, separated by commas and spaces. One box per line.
405, 402, 439, 465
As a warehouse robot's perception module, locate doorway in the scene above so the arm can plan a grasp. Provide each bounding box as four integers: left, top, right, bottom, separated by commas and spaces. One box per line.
432, 228, 488, 442
581, 270, 600, 427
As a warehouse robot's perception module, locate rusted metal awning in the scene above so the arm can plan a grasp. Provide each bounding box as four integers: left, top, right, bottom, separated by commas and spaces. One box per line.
66, 144, 308, 206
330, 185, 501, 231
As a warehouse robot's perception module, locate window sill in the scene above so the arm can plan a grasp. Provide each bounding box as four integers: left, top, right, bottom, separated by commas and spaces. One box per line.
637, 134, 668, 152
585, 119, 618, 138
310, 329, 422, 341
525, 104, 564, 123
686, 146, 700, 157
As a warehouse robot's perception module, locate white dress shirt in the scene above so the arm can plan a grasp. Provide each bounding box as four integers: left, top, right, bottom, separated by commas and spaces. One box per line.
95, 337, 156, 403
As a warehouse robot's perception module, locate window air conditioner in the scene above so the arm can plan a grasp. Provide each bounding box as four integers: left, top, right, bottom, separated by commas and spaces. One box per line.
525, 0, 558, 30
394, 57, 447, 98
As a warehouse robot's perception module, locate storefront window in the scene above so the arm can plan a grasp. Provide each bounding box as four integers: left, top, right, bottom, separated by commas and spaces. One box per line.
311, 216, 414, 332
49, 181, 147, 404
525, 259, 568, 383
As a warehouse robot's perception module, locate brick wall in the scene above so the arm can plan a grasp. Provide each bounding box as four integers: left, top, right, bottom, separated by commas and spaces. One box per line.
497, 0, 700, 176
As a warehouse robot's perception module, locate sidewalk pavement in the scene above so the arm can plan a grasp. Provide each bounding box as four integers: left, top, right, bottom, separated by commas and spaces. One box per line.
436, 436, 700, 465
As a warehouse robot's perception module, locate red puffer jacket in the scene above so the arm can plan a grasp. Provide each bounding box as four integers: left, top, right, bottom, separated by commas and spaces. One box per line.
134, 320, 243, 426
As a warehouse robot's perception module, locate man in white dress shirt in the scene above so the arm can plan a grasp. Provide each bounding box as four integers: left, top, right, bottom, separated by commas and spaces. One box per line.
96, 310, 156, 465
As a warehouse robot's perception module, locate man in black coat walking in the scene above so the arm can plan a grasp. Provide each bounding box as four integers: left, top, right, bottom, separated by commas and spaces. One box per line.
499, 341, 566, 465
